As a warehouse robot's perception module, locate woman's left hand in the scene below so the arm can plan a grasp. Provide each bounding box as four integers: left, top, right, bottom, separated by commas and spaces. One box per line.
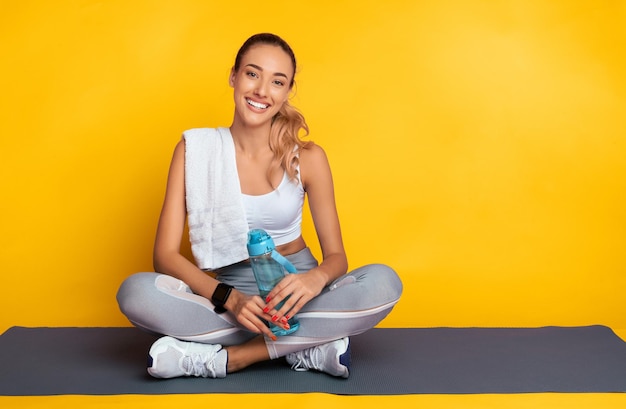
263, 269, 327, 321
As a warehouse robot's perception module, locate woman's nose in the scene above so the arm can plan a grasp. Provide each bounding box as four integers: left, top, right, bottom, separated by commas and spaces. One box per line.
254, 80, 268, 97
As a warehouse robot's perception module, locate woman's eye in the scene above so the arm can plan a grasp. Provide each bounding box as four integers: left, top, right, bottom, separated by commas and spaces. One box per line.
246, 71, 258, 78
273, 80, 285, 86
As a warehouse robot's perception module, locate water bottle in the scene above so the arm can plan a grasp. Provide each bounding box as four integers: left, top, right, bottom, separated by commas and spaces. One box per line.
247, 229, 300, 336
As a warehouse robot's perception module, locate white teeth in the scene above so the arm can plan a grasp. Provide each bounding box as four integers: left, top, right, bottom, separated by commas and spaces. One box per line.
246, 99, 268, 109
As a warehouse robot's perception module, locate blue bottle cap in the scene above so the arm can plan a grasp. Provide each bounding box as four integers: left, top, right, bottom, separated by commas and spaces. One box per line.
247, 229, 275, 257
247, 229, 297, 273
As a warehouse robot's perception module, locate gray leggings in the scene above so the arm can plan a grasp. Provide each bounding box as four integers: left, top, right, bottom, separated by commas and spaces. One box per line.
116, 248, 403, 359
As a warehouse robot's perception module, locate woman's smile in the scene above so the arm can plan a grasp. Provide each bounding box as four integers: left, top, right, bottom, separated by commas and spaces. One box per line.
246, 98, 269, 110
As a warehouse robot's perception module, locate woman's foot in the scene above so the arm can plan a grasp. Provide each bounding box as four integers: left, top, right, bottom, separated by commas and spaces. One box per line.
286, 337, 351, 378
147, 336, 228, 378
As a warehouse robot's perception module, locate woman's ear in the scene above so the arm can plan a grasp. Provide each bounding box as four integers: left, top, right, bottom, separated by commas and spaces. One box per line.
229, 67, 235, 87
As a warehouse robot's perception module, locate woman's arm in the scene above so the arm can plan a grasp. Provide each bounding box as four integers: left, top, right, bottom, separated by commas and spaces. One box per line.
265, 143, 348, 317
153, 140, 213, 295
301, 143, 348, 284
153, 139, 280, 339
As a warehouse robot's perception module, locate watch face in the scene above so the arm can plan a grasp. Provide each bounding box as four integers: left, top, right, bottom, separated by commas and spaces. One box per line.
213, 284, 232, 304
214, 286, 227, 301
212, 284, 232, 314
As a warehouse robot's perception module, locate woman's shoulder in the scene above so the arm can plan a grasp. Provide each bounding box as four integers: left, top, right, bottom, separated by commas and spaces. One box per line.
299, 141, 328, 163
299, 141, 332, 187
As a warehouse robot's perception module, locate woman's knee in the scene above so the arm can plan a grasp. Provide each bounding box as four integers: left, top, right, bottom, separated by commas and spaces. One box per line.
353, 263, 403, 302
116, 272, 159, 318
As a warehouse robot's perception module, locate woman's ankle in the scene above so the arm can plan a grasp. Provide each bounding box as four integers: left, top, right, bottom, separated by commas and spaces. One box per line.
225, 337, 270, 373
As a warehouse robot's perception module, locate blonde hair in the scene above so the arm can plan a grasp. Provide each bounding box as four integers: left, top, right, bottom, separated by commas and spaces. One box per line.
269, 101, 311, 182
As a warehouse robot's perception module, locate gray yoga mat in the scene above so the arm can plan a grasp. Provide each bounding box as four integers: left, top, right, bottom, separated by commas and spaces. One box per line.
1, 326, 625, 395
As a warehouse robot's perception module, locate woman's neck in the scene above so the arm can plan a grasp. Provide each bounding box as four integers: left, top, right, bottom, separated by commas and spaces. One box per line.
229, 120, 272, 155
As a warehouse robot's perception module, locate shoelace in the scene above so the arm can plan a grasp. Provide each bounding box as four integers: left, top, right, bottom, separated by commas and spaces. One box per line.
183, 353, 216, 377
290, 346, 322, 372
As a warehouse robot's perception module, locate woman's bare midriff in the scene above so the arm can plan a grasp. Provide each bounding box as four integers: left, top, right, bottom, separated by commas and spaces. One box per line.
276, 235, 307, 256
205, 235, 307, 274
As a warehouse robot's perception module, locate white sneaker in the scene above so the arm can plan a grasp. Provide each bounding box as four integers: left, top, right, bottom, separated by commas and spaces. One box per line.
147, 336, 227, 379
286, 337, 351, 378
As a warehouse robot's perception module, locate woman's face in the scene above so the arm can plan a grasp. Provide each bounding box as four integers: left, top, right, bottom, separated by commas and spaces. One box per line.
230, 44, 294, 129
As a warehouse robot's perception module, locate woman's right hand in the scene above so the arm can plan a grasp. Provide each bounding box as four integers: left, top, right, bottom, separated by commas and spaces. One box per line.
226, 289, 286, 341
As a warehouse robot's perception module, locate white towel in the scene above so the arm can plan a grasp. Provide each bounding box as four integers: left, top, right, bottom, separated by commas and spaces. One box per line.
183, 127, 249, 270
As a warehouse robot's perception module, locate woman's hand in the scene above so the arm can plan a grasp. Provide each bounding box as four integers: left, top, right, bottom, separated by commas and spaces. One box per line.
226, 289, 287, 341
263, 269, 327, 323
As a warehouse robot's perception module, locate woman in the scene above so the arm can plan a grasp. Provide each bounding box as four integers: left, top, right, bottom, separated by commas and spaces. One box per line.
117, 33, 402, 379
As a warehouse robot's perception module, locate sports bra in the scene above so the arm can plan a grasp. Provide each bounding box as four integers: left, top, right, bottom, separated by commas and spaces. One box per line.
241, 172, 305, 246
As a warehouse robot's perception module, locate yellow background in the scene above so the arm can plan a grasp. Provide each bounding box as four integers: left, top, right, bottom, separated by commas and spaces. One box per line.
1, 0, 625, 332
1, 1, 626, 407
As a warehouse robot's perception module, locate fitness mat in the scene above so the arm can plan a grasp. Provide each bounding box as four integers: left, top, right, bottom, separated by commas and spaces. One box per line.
1, 326, 625, 396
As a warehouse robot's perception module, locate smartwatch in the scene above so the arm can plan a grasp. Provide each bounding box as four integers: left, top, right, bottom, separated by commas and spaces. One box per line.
211, 283, 233, 314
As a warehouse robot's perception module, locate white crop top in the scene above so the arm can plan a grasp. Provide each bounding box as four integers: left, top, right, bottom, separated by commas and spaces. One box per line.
242, 172, 305, 246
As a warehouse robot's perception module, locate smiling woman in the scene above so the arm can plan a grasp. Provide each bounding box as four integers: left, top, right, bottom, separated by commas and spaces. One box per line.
2, 3, 626, 408
116, 32, 403, 380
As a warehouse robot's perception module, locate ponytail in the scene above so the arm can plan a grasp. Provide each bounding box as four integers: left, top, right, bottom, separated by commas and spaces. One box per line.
268, 101, 311, 183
